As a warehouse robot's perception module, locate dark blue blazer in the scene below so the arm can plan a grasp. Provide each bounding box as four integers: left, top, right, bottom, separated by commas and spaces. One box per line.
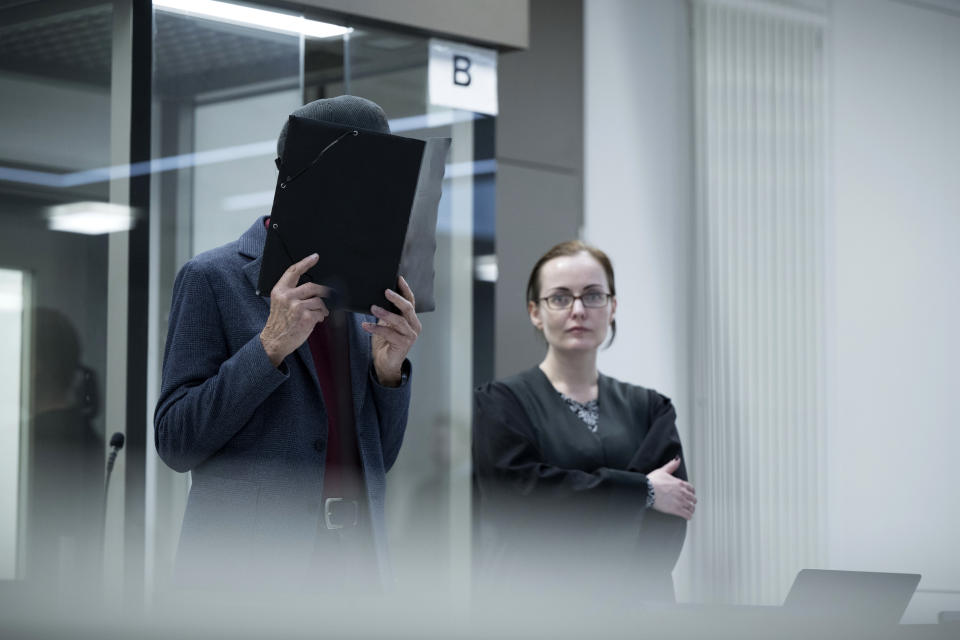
154, 217, 410, 588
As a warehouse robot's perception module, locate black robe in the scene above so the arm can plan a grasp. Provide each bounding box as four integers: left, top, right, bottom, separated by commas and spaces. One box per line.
473, 366, 688, 601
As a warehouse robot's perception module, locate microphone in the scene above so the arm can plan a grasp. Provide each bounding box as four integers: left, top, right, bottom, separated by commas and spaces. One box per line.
106, 432, 125, 474
101, 432, 126, 572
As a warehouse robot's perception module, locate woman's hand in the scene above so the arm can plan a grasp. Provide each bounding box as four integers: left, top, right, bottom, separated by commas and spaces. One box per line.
648, 456, 697, 520
362, 276, 422, 386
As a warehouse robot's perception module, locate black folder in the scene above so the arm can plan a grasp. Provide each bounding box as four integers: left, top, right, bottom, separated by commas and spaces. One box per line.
256, 115, 450, 313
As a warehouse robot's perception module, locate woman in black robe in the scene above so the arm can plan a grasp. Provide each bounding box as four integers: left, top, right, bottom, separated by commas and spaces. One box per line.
473, 241, 696, 602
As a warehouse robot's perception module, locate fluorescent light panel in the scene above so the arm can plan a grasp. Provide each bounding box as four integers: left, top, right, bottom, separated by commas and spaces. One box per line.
46, 202, 136, 235
153, 0, 352, 39
473, 255, 498, 283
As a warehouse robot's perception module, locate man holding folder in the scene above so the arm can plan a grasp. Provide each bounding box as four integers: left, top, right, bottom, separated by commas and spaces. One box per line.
154, 96, 431, 592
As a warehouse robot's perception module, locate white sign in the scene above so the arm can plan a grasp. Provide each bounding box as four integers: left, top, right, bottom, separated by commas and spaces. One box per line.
428, 39, 498, 116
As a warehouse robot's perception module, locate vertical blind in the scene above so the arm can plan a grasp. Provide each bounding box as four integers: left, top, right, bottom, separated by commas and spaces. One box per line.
689, 0, 828, 605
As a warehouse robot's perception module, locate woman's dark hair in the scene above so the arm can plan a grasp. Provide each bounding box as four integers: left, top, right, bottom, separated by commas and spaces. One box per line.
525, 240, 617, 346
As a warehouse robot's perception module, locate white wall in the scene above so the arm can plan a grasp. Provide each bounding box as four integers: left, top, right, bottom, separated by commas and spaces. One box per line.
584, 0, 695, 594
584, 0, 694, 431
585, 0, 960, 618
830, 0, 960, 622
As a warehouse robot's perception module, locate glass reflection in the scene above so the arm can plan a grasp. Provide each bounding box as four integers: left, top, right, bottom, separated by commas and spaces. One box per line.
148, 0, 306, 591
0, 2, 113, 588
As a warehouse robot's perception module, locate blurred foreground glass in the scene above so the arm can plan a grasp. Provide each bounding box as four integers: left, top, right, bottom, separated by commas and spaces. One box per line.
148, 0, 307, 593
328, 22, 495, 597
0, 1, 115, 588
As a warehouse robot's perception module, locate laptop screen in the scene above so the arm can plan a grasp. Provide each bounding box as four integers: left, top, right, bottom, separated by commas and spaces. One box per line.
783, 569, 920, 625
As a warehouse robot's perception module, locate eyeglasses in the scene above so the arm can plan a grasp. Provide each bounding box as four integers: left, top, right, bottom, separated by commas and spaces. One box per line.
539, 291, 612, 310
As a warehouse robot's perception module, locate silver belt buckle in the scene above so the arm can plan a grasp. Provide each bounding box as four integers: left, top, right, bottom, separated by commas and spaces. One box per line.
324, 497, 358, 530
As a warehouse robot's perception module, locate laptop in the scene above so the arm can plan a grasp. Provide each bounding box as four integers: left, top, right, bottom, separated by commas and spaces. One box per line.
783, 569, 921, 625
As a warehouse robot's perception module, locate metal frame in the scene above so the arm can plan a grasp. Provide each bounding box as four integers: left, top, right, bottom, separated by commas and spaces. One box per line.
107, 0, 152, 607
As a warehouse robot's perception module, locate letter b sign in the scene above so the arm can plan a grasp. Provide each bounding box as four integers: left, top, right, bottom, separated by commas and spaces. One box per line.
429, 39, 497, 115
453, 55, 472, 87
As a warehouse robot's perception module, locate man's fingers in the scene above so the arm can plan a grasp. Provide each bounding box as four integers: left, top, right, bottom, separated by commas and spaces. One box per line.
388, 280, 422, 334
293, 282, 334, 301
383, 289, 421, 334
397, 275, 416, 307
370, 305, 416, 338
384, 287, 414, 314
278, 253, 319, 290
362, 321, 412, 345
300, 297, 329, 314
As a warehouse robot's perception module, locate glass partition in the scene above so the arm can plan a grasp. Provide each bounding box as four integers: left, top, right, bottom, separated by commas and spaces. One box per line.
0, 0, 496, 608
148, 0, 304, 591
320, 22, 484, 593
146, 0, 494, 599
0, 1, 115, 588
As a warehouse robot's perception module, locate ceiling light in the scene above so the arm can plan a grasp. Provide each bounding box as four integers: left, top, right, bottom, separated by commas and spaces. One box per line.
474, 255, 498, 283
46, 202, 137, 235
154, 0, 352, 39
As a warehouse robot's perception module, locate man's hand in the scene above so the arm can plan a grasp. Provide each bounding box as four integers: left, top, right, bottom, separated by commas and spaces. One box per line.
260, 253, 333, 368
362, 276, 421, 387
647, 457, 697, 520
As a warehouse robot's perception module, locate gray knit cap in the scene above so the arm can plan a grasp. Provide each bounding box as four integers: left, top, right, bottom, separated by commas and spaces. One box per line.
276, 95, 391, 159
